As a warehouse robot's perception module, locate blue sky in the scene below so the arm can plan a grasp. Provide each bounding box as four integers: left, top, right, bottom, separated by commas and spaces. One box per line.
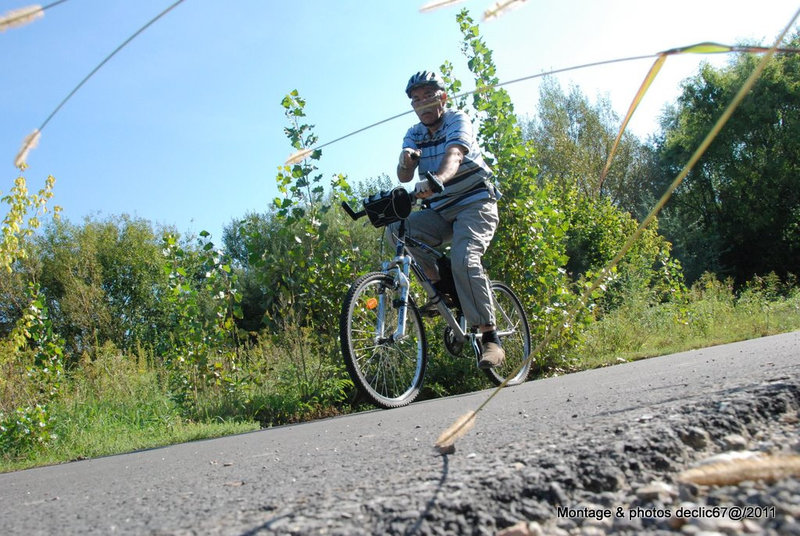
2, 0, 798, 239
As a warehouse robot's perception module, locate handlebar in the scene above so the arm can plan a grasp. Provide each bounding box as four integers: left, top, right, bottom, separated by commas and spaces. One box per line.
341, 171, 443, 223
425, 171, 444, 194
341, 200, 367, 221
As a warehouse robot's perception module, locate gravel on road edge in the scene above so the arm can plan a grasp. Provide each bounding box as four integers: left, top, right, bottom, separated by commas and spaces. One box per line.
227, 376, 800, 536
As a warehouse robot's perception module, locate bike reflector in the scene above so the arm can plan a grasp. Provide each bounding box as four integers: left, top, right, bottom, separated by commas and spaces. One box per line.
366, 297, 378, 310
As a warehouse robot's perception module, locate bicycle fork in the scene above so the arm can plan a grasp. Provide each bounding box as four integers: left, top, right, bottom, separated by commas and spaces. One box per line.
378, 257, 412, 344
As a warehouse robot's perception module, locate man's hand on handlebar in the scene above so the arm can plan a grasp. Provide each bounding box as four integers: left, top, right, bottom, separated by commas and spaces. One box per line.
399, 148, 421, 170
413, 179, 434, 199
413, 171, 444, 199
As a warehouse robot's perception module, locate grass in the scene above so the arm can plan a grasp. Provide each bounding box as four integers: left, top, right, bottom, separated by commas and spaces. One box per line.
0, 352, 259, 473
2, 398, 257, 473
2, 276, 798, 473
579, 277, 800, 369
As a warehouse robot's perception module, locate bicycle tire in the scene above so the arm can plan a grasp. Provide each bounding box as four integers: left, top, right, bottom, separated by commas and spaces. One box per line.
482, 281, 532, 386
340, 272, 428, 408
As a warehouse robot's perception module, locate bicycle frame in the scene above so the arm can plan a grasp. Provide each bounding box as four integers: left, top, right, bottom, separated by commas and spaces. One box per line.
384, 219, 481, 358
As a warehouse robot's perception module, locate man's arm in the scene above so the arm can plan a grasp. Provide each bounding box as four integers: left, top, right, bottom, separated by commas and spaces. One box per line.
413, 144, 467, 199
435, 144, 467, 184
397, 148, 420, 183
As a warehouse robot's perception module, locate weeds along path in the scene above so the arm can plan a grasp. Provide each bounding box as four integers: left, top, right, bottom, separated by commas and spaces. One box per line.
0, 331, 797, 535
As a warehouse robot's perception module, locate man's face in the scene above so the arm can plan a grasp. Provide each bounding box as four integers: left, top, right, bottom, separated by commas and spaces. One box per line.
410, 86, 446, 127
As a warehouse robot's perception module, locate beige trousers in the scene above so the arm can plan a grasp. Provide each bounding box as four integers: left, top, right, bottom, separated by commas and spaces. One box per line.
387, 198, 499, 328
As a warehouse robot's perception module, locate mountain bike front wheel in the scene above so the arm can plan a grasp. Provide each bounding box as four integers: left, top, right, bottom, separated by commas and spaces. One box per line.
340, 272, 428, 408
482, 281, 532, 387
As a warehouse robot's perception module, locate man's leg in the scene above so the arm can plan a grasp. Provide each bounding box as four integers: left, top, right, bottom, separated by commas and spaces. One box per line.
448, 200, 498, 328
447, 200, 504, 368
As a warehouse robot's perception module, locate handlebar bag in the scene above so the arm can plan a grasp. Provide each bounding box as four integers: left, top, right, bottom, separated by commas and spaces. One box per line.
363, 187, 412, 228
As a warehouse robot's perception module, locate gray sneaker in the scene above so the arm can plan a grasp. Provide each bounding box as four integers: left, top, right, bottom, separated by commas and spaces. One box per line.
478, 342, 505, 369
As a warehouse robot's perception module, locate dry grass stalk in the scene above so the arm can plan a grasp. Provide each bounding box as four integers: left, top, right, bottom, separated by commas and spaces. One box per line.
678, 454, 800, 486
483, 0, 528, 21
14, 129, 41, 168
285, 148, 313, 165
434, 410, 476, 453
419, 0, 466, 13
0, 5, 43, 32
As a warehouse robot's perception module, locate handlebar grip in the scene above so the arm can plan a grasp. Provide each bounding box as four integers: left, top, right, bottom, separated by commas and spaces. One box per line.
425, 171, 445, 194
341, 201, 366, 221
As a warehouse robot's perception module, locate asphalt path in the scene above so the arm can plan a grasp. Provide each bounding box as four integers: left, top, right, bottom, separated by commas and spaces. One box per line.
1, 331, 797, 535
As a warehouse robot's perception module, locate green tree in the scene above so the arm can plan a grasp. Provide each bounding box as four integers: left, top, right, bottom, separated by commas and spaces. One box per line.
0, 169, 64, 456
656, 34, 800, 283
563, 190, 685, 312
0, 283, 65, 456
448, 9, 685, 369
0, 171, 58, 339
230, 90, 397, 341
522, 77, 683, 309
449, 10, 585, 366
1, 172, 58, 273
223, 175, 392, 334
160, 230, 242, 409
34, 216, 172, 357
526, 77, 661, 219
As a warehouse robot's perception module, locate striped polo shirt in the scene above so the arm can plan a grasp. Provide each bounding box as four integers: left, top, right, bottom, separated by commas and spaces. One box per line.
403, 109, 495, 212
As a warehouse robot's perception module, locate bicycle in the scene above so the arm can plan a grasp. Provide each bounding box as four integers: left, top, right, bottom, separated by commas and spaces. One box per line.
339, 175, 532, 408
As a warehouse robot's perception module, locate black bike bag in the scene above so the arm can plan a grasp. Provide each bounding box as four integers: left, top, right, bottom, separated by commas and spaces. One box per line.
363, 187, 412, 228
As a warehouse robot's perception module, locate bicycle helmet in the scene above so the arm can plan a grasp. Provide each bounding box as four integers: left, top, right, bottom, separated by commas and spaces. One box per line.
405, 71, 446, 98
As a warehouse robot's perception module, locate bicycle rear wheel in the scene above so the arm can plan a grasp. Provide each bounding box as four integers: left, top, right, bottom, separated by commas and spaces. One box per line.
340, 272, 428, 408
483, 281, 532, 386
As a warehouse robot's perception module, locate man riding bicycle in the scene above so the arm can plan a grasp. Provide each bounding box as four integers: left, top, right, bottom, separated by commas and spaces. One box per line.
393, 70, 505, 369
